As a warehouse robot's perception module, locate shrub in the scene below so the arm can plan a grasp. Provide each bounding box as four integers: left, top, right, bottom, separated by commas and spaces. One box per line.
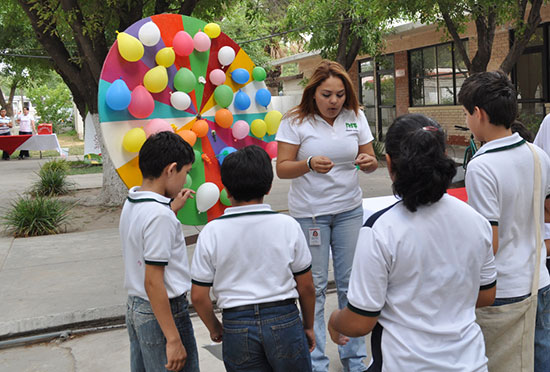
31, 160, 74, 196
2, 196, 72, 237
40, 159, 69, 173
372, 139, 386, 161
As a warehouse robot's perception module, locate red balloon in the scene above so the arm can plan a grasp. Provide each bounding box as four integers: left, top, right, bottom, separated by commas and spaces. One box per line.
128, 85, 155, 119
265, 141, 277, 159
173, 31, 194, 56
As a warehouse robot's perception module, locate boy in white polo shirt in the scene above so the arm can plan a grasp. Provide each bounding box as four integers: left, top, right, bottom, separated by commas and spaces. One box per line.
120, 131, 199, 372
458, 71, 550, 371
191, 145, 316, 372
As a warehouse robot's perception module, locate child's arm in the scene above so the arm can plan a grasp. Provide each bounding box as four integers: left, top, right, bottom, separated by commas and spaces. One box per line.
170, 188, 194, 214
295, 270, 316, 352
145, 265, 187, 371
191, 284, 223, 342
328, 307, 378, 345
476, 285, 497, 307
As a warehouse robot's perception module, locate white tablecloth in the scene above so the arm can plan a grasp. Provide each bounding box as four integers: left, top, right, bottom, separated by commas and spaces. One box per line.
16, 134, 62, 155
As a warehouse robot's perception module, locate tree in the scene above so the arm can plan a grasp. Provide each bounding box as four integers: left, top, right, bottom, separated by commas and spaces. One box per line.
27, 72, 73, 132
16, 0, 233, 205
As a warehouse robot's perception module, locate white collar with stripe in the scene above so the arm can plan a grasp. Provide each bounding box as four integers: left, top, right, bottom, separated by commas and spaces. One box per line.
127, 186, 171, 206
473, 132, 526, 160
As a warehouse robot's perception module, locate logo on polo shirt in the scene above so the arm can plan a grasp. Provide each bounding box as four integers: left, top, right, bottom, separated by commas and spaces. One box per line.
345, 122, 358, 131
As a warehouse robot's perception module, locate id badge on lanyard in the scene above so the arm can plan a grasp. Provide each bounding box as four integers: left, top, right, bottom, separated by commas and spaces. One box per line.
308, 216, 321, 246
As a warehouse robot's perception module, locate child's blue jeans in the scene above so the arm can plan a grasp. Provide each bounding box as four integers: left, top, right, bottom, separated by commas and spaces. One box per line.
221, 302, 312, 372
126, 294, 199, 372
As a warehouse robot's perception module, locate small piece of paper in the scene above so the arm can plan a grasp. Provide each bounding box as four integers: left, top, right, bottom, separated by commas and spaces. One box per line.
203, 342, 223, 361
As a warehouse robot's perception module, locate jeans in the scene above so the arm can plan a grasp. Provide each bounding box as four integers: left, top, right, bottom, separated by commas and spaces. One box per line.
221, 302, 312, 372
492, 284, 550, 372
126, 294, 199, 372
1, 132, 10, 159
295, 205, 367, 372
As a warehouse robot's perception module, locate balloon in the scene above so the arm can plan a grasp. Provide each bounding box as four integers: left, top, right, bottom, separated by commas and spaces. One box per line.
217, 146, 237, 165
128, 85, 155, 118
170, 91, 191, 111
184, 174, 192, 188
255, 88, 271, 107
214, 85, 234, 108
218, 46, 236, 66
251, 119, 267, 138
155, 47, 175, 68
173, 31, 194, 56
138, 22, 161, 47
178, 129, 197, 146
231, 68, 250, 84
209, 69, 226, 86
252, 66, 267, 81
232, 120, 249, 140
192, 149, 202, 168
215, 109, 233, 128
117, 32, 144, 62
192, 120, 209, 138
105, 78, 131, 111
265, 110, 283, 135
265, 141, 278, 159
143, 65, 168, 93
204, 23, 221, 39
173, 68, 196, 93
196, 182, 220, 212
234, 90, 251, 111
220, 188, 231, 206
144, 118, 173, 138
122, 127, 147, 153
193, 31, 211, 52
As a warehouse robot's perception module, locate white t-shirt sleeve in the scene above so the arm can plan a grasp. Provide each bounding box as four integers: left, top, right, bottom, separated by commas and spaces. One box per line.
465, 164, 500, 225
357, 110, 374, 145
347, 227, 390, 316
143, 213, 175, 265
290, 223, 312, 274
191, 231, 215, 285
479, 222, 497, 287
275, 117, 301, 145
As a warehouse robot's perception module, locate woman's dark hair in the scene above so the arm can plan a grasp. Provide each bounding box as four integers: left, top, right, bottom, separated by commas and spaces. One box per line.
385, 114, 457, 212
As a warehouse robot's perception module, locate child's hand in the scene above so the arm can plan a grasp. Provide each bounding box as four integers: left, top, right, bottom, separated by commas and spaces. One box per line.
171, 188, 195, 214
328, 310, 350, 346
304, 328, 316, 352
165, 339, 187, 371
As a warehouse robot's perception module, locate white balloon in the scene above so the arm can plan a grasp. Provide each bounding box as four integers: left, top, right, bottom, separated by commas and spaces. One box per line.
170, 91, 191, 111
218, 46, 236, 66
196, 182, 220, 213
138, 22, 161, 47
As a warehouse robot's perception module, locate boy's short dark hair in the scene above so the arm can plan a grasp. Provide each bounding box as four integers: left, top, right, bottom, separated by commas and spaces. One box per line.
138, 131, 195, 179
458, 70, 517, 129
221, 145, 273, 202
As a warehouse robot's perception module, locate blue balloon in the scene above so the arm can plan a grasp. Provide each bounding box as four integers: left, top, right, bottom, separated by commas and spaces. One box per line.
217, 146, 237, 165
231, 68, 250, 85
234, 90, 251, 111
106, 78, 131, 111
255, 88, 271, 107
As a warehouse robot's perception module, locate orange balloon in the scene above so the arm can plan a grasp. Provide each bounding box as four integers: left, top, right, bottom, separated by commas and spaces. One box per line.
215, 109, 233, 128
178, 129, 197, 146
192, 119, 209, 137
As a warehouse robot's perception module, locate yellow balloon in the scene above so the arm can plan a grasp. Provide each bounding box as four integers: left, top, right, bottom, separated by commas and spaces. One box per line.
143, 65, 168, 93
251, 119, 267, 138
155, 47, 175, 68
117, 32, 144, 62
122, 127, 147, 153
204, 23, 221, 39
265, 110, 283, 135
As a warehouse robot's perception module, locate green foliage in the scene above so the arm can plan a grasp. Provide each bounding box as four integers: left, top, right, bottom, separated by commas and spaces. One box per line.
41, 158, 69, 173
372, 139, 386, 161
2, 196, 72, 237
66, 160, 103, 175
31, 160, 74, 197
26, 73, 73, 132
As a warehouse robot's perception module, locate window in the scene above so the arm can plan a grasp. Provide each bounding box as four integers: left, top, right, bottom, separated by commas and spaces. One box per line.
409, 41, 468, 106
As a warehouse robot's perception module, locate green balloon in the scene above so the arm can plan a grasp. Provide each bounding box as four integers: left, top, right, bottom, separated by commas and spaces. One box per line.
252, 66, 267, 81
192, 149, 202, 168
173, 68, 196, 93
184, 174, 192, 188
220, 188, 231, 206
214, 85, 234, 108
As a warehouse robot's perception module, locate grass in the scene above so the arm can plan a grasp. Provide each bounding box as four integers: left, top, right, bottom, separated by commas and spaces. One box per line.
66, 160, 103, 175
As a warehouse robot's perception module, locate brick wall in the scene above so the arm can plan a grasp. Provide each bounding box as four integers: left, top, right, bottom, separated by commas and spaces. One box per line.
395, 51, 409, 116
408, 106, 469, 145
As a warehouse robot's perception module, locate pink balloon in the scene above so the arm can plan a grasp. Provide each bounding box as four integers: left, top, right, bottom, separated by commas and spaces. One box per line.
265, 141, 278, 159
173, 31, 194, 56
209, 69, 226, 86
128, 85, 155, 119
232, 120, 249, 140
193, 31, 211, 52
144, 118, 174, 138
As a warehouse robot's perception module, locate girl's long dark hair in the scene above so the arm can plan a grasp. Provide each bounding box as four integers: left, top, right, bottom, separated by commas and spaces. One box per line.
385, 114, 457, 212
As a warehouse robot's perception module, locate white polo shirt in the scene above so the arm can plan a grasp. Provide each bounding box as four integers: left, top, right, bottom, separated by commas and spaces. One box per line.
120, 187, 191, 301
466, 133, 550, 298
17, 113, 34, 133
275, 109, 374, 218
348, 195, 496, 371
191, 204, 312, 309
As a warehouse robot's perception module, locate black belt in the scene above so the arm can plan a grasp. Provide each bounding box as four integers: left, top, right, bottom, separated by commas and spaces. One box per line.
223, 299, 296, 313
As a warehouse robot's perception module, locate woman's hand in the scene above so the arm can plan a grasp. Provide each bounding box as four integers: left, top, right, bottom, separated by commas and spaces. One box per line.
310, 156, 334, 173
355, 153, 377, 173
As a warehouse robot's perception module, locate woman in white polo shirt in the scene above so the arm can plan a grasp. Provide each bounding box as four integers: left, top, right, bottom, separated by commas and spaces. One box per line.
16, 107, 36, 159
276, 60, 378, 372
327, 114, 497, 371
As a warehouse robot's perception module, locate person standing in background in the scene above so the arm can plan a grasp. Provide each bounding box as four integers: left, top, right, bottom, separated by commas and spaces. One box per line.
16, 106, 36, 159
534, 114, 550, 275
0, 107, 12, 160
